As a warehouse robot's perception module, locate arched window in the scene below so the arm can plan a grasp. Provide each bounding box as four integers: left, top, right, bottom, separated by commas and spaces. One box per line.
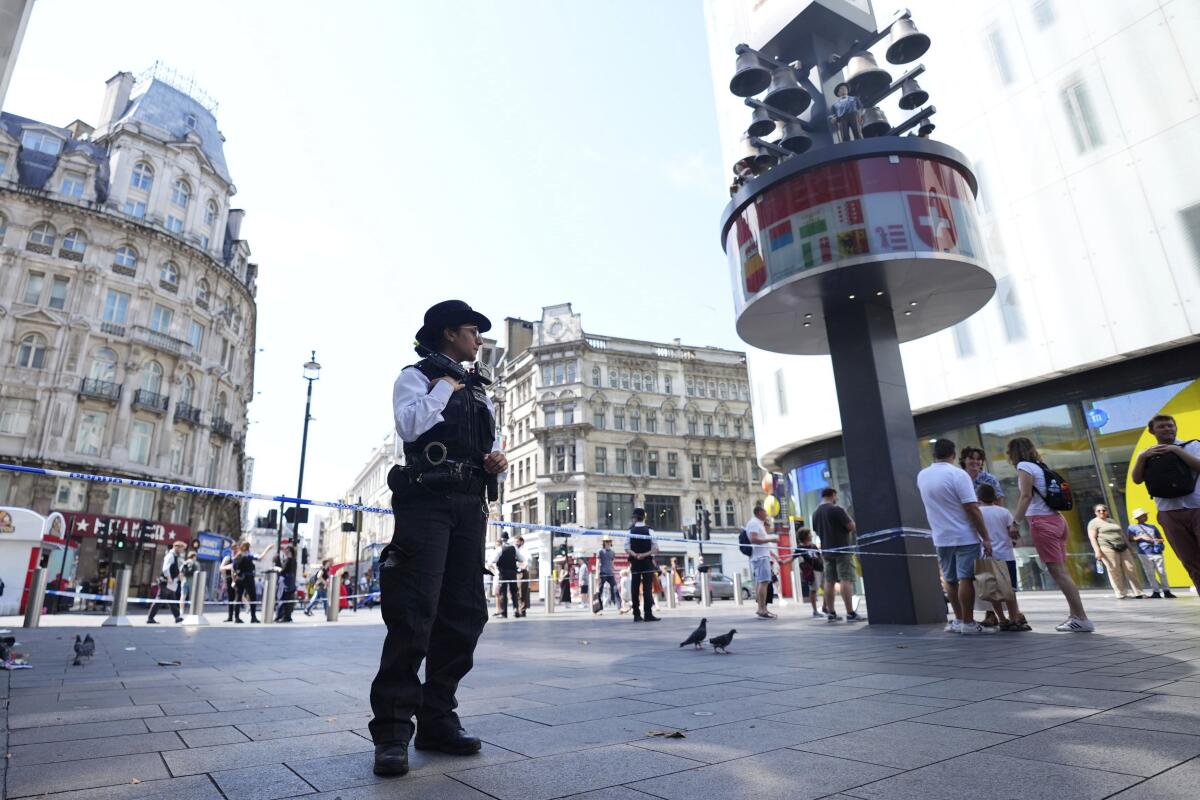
28, 222, 56, 247
141, 360, 163, 394
214, 391, 228, 420
113, 245, 138, 269
61, 229, 87, 254
196, 278, 210, 306
591, 366, 601, 386
633, 373, 642, 391
160, 261, 179, 286
90, 347, 117, 382
130, 162, 154, 191
180, 374, 195, 406
170, 178, 191, 208
644, 373, 655, 392
719, 382, 728, 399
725, 499, 736, 526
16, 333, 47, 369
204, 200, 218, 226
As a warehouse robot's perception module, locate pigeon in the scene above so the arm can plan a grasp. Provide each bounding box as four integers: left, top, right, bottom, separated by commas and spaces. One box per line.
708, 629, 737, 654
72, 634, 95, 666
679, 618, 707, 649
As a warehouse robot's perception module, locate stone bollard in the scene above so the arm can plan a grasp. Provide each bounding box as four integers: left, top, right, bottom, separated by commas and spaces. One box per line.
700, 572, 712, 607
666, 571, 677, 609
544, 573, 555, 615
22, 567, 47, 628
102, 568, 133, 627
791, 558, 805, 608
327, 570, 341, 622
182, 570, 209, 626
262, 570, 278, 624
734, 574, 745, 607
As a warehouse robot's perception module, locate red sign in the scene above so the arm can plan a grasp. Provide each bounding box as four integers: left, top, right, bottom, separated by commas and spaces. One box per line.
63, 514, 191, 545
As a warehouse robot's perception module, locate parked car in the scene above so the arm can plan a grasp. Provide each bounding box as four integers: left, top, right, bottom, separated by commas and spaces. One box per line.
681, 572, 751, 601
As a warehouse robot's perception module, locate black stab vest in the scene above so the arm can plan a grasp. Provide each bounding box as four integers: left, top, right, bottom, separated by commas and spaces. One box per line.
402, 360, 495, 470
628, 524, 652, 554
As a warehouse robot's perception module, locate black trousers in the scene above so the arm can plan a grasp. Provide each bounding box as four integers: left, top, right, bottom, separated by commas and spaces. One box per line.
631, 569, 655, 616
518, 568, 530, 610
497, 569, 519, 615
276, 584, 295, 621
597, 573, 620, 606
235, 577, 258, 620
147, 584, 181, 622
368, 486, 488, 745
224, 579, 237, 619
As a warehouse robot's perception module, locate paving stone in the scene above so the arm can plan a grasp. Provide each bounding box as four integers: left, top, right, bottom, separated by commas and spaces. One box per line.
287, 742, 527, 791
616, 672, 743, 691
895, 677, 1037, 700
160, 701, 217, 715
844, 751, 1141, 799
563, 789, 663, 800
7, 730, 185, 766
1083, 709, 1200, 736
873, 692, 973, 708
453, 712, 550, 738
631, 717, 828, 763
1000, 686, 1152, 709
515, 682, 656, 705
764, 696, 934, 734
7, 716, 149, 745
481, 716, 658, 757
6, 751, 171, 797
210, 763, 315, 800
452, 743, 701, 800
794, 720, 1012, 768
6, 703, 164, 729
632, 694, 802, 731
19, 774, 224, 800
236, 710, 372, 740
508, 696, 670, 725
628, 682, 770, 707
989, 721, 1200, 776
1150, 681, 1200, 698
910, 698, 1096, 735
179, 725, 251, 746
165, 730, 373, 775
1107, 755, 1200, 798
629, 747, 897, 800
829, 673, 945, 690
145, 704, 316, 732
767, 683, 885, 707
296, 773, 497, 799
456, 694, 554, 716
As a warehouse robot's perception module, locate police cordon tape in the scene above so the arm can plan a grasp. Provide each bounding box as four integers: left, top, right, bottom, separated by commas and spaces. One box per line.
42, 588, 381, 605
0, 461, 1007, 561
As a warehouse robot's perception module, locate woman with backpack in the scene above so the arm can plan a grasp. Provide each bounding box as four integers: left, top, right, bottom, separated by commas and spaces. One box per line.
1007, 437, 1093, 632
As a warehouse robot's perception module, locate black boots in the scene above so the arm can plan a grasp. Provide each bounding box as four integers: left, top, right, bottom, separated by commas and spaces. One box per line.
413, 726, 481, 755
373, 743, 409, 776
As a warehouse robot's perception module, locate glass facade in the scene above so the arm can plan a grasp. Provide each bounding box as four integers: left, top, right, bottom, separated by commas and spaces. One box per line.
785, 377, 1197, 592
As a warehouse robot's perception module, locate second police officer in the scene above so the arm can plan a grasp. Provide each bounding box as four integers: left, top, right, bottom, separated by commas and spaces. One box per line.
368, 300, 507, 777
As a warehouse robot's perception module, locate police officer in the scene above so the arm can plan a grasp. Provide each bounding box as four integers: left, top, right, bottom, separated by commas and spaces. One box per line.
626, 508, 661, 622
369, 300, 507, 777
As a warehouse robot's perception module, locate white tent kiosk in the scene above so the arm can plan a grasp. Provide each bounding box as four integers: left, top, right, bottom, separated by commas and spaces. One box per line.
0, 507, 64, 616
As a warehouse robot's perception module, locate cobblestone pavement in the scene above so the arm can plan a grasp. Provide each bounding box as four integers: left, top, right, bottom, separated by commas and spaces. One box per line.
2, 589, 1199, 800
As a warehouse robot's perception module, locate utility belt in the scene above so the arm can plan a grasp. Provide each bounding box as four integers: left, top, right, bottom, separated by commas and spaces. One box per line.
389, 461, 487, 497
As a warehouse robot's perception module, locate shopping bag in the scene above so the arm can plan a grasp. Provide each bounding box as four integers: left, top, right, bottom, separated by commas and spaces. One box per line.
592, 591, 603, 614
974, 558, 1013, 602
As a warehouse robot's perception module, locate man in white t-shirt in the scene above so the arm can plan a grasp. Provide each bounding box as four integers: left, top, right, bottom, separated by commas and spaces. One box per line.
746, 505, 779, 620
916, 439, 993, 635
1132, 414, 1200, 592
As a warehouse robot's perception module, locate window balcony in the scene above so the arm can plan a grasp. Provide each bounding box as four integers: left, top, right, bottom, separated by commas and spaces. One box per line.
100, 321, 127, 337
79, 378, 121, 403
210, 417, 233, 439
132, 325, 193, 358
111, 263, 136, 277
132, 389, 169, 414
174, 402, 203, 426
25, 241, 52, 256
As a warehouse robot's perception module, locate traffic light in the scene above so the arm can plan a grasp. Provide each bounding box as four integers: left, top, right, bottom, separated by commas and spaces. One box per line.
558, 543, 568, 558
702, 510, 712, 540
266, 509, 278, 529
284, 507, 309, 524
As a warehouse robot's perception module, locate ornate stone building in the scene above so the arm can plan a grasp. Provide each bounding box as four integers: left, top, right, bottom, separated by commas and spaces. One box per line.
494, 304, 761, 576
0, 67, 257, 594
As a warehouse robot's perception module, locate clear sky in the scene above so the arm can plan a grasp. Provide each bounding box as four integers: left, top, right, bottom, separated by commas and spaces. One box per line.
5, 1, 739, 535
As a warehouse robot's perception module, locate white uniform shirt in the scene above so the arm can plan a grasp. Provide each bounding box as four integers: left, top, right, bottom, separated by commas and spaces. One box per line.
392, 366, 506, 480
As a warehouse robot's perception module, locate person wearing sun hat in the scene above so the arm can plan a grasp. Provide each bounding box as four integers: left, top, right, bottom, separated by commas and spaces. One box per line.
1127, 507, 1174, 598
368, 299, 508, 778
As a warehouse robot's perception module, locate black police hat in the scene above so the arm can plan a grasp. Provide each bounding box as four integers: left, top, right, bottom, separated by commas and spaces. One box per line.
633, 507, 647, 519
415, 300, 492, 346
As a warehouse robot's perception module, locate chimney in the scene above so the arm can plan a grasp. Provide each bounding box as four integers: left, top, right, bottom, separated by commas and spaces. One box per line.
226, 209, 245, 240
96, 71, 134, 131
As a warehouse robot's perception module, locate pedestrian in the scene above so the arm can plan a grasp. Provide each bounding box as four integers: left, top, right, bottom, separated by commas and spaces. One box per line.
1127, 508, 1174, 598
976, 483, 1029, 630
811, 487, 862, 622
232, 540, 273, 624
669, 557, 684, 603
1131, 414, 1200, 592
745, 504, 779, 619
917, 438, 995, 635
489, 533, 522, 619
1008, 436, 1093, 631
1087, 504, 1145, 600
304, 558, 332, 615
274, 545, 298, 622
792, 527, 823, 618
596, 537, 620, 609
146, 540, 187, 624
625, 508, 661, 622
219, 547, 238, 622
960, 446, 1004, 501
619, 567, 632, 614
369, 299, 506, 778
578, 554, 592, 608
514, 535, 531, 614
178, 549, 198, 616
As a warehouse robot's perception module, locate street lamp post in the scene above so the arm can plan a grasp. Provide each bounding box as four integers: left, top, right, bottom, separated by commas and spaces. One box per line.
286, 351, 320, 601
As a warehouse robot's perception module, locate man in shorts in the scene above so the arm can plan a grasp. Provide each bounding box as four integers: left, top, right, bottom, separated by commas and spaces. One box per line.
811, 488, 862, 622
917, 439, 995, 635
746, 505, 779, 619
